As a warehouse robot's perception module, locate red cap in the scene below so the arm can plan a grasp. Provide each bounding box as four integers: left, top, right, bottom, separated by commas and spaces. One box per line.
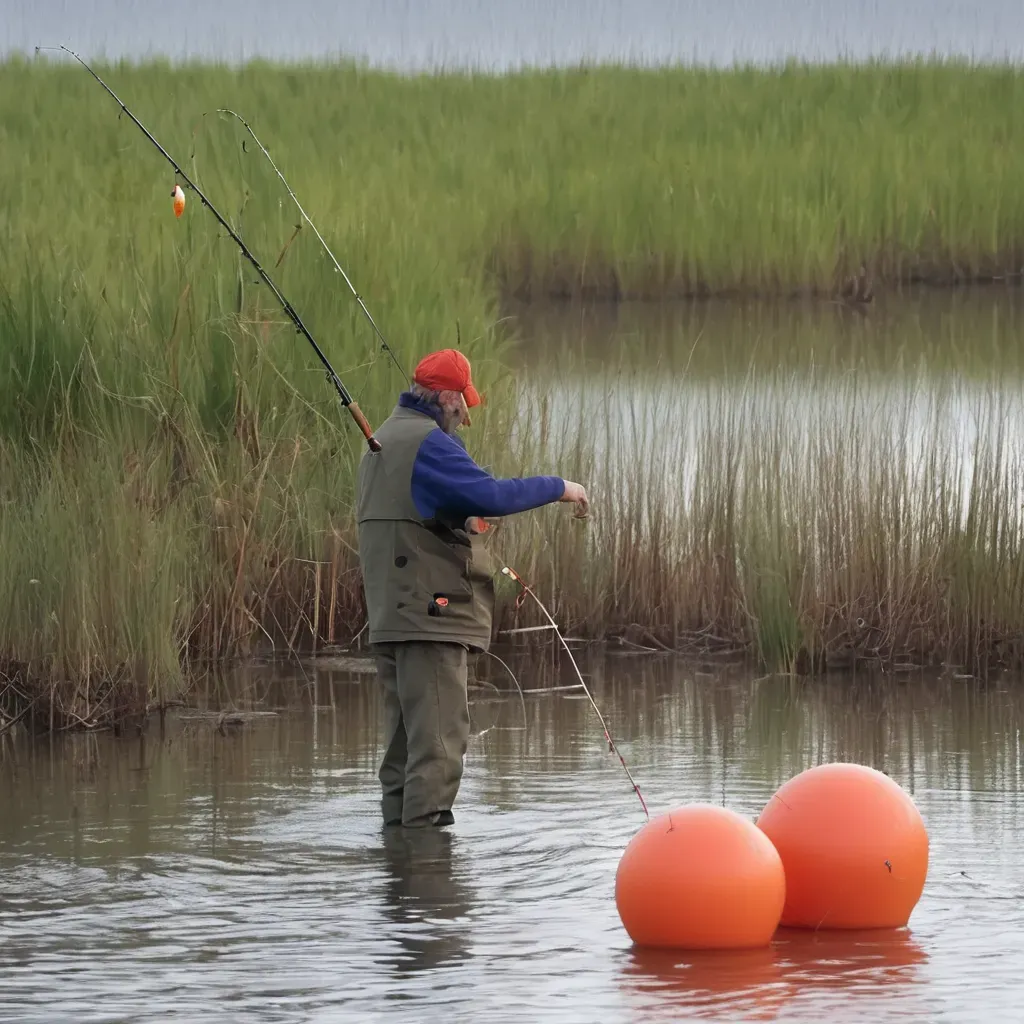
412, 349, 482, 407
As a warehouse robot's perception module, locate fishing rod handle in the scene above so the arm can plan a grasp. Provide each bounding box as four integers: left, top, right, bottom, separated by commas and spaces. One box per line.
346, 402, 382, 452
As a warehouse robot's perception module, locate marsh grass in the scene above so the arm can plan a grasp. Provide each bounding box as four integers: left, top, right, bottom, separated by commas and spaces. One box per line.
491, 346, 1024, 675
4, 56, 1024, 728
10, 326, 1021, 731
8, 57, 1024, 311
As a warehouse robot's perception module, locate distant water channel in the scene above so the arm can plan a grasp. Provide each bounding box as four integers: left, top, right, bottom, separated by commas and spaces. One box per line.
5, 0, 1024, 67
500, 289, 1024, 525
2, 652, 1024, 1022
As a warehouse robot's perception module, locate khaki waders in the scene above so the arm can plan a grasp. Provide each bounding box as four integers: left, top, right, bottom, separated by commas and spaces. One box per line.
375, 641, 469, 827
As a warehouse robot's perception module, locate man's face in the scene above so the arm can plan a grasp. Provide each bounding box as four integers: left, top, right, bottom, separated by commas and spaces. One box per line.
440, 392, 471, 433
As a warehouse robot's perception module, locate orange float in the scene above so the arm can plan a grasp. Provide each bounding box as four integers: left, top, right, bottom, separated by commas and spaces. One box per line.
615, 804, 786, 950
756, 763, 928, 929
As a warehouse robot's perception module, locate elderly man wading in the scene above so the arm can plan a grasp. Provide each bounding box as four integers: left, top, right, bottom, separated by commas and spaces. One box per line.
356, 349, 588, 828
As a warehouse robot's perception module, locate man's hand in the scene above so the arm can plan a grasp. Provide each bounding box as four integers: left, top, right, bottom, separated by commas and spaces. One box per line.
560, 480, 589, 518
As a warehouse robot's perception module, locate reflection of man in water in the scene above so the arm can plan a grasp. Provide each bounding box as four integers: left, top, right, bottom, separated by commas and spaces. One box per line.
379, 826, 474, 976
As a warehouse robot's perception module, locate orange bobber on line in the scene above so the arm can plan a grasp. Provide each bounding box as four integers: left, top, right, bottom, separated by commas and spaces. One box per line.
756, 762, 928, 930
615, 804, 786, 950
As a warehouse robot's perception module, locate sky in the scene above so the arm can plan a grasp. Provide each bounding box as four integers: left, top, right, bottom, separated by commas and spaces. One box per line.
4, 0, 1024, 70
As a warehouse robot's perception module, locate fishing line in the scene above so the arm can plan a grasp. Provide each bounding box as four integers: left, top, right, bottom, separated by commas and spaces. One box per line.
500, 564, 649, 820
37, 44, 382, 453
203, 107, 411, 386
482, 650, 528, 728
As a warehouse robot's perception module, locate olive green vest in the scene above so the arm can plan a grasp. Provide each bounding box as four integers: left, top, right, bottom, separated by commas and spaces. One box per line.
355, 405, 496, 650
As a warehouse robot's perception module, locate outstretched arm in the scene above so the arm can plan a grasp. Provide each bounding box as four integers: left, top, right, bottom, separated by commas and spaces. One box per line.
411, 429, 566, 519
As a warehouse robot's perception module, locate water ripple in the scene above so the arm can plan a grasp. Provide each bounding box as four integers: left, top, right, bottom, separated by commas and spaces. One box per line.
2, 661, 1023, 1022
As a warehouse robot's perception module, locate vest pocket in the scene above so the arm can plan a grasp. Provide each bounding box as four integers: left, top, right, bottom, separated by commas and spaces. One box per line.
396, 525, 474, 604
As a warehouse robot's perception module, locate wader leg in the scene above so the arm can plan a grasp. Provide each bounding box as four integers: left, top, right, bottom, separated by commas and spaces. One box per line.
374, 644, 407, 826
395, 641, 469, 827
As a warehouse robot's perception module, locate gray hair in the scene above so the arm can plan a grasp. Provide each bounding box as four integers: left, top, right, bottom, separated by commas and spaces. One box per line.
410, 381, 443, 405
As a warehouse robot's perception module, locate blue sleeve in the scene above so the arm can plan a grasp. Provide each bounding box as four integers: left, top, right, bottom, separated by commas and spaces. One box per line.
410, 429, 565, 519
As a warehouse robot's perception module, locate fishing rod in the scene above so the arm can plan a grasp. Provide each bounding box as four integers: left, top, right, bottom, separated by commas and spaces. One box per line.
500, 564, 649, 820
204, 107, 410, 386
37, 44, 382, 453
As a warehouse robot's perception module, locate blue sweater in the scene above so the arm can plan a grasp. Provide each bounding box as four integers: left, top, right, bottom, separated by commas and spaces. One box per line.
398, 393, 565, 520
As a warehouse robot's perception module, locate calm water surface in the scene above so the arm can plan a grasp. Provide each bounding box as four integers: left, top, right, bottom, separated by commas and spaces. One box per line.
2, 653, 1023, 1022
4, 0, 1024, 67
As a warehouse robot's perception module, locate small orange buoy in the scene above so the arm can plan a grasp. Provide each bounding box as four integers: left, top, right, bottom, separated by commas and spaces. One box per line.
171, 184, 185, 218
615, 804, 786, 950
756, 763, 928, 930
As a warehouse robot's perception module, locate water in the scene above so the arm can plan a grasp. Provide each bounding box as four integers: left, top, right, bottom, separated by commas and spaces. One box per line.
3, 653, 1024, 1022
4, 0, 1024, 68
499, 290, 1024, 539
505, 289, 1024, 381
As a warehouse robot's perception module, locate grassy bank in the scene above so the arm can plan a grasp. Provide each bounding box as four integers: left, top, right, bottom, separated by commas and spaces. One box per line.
7, 57, 1024, 306
3, 56, 1024, 730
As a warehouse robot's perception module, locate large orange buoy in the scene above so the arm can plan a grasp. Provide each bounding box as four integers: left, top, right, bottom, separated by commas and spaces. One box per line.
756, 763, 928, 929
615, 804, 786, 950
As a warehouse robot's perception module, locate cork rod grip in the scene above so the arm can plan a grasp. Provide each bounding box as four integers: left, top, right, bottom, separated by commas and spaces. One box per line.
347, 402, 382, 452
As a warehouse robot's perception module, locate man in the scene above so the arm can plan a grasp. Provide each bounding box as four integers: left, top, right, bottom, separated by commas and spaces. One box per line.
355, 348, 588, 828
